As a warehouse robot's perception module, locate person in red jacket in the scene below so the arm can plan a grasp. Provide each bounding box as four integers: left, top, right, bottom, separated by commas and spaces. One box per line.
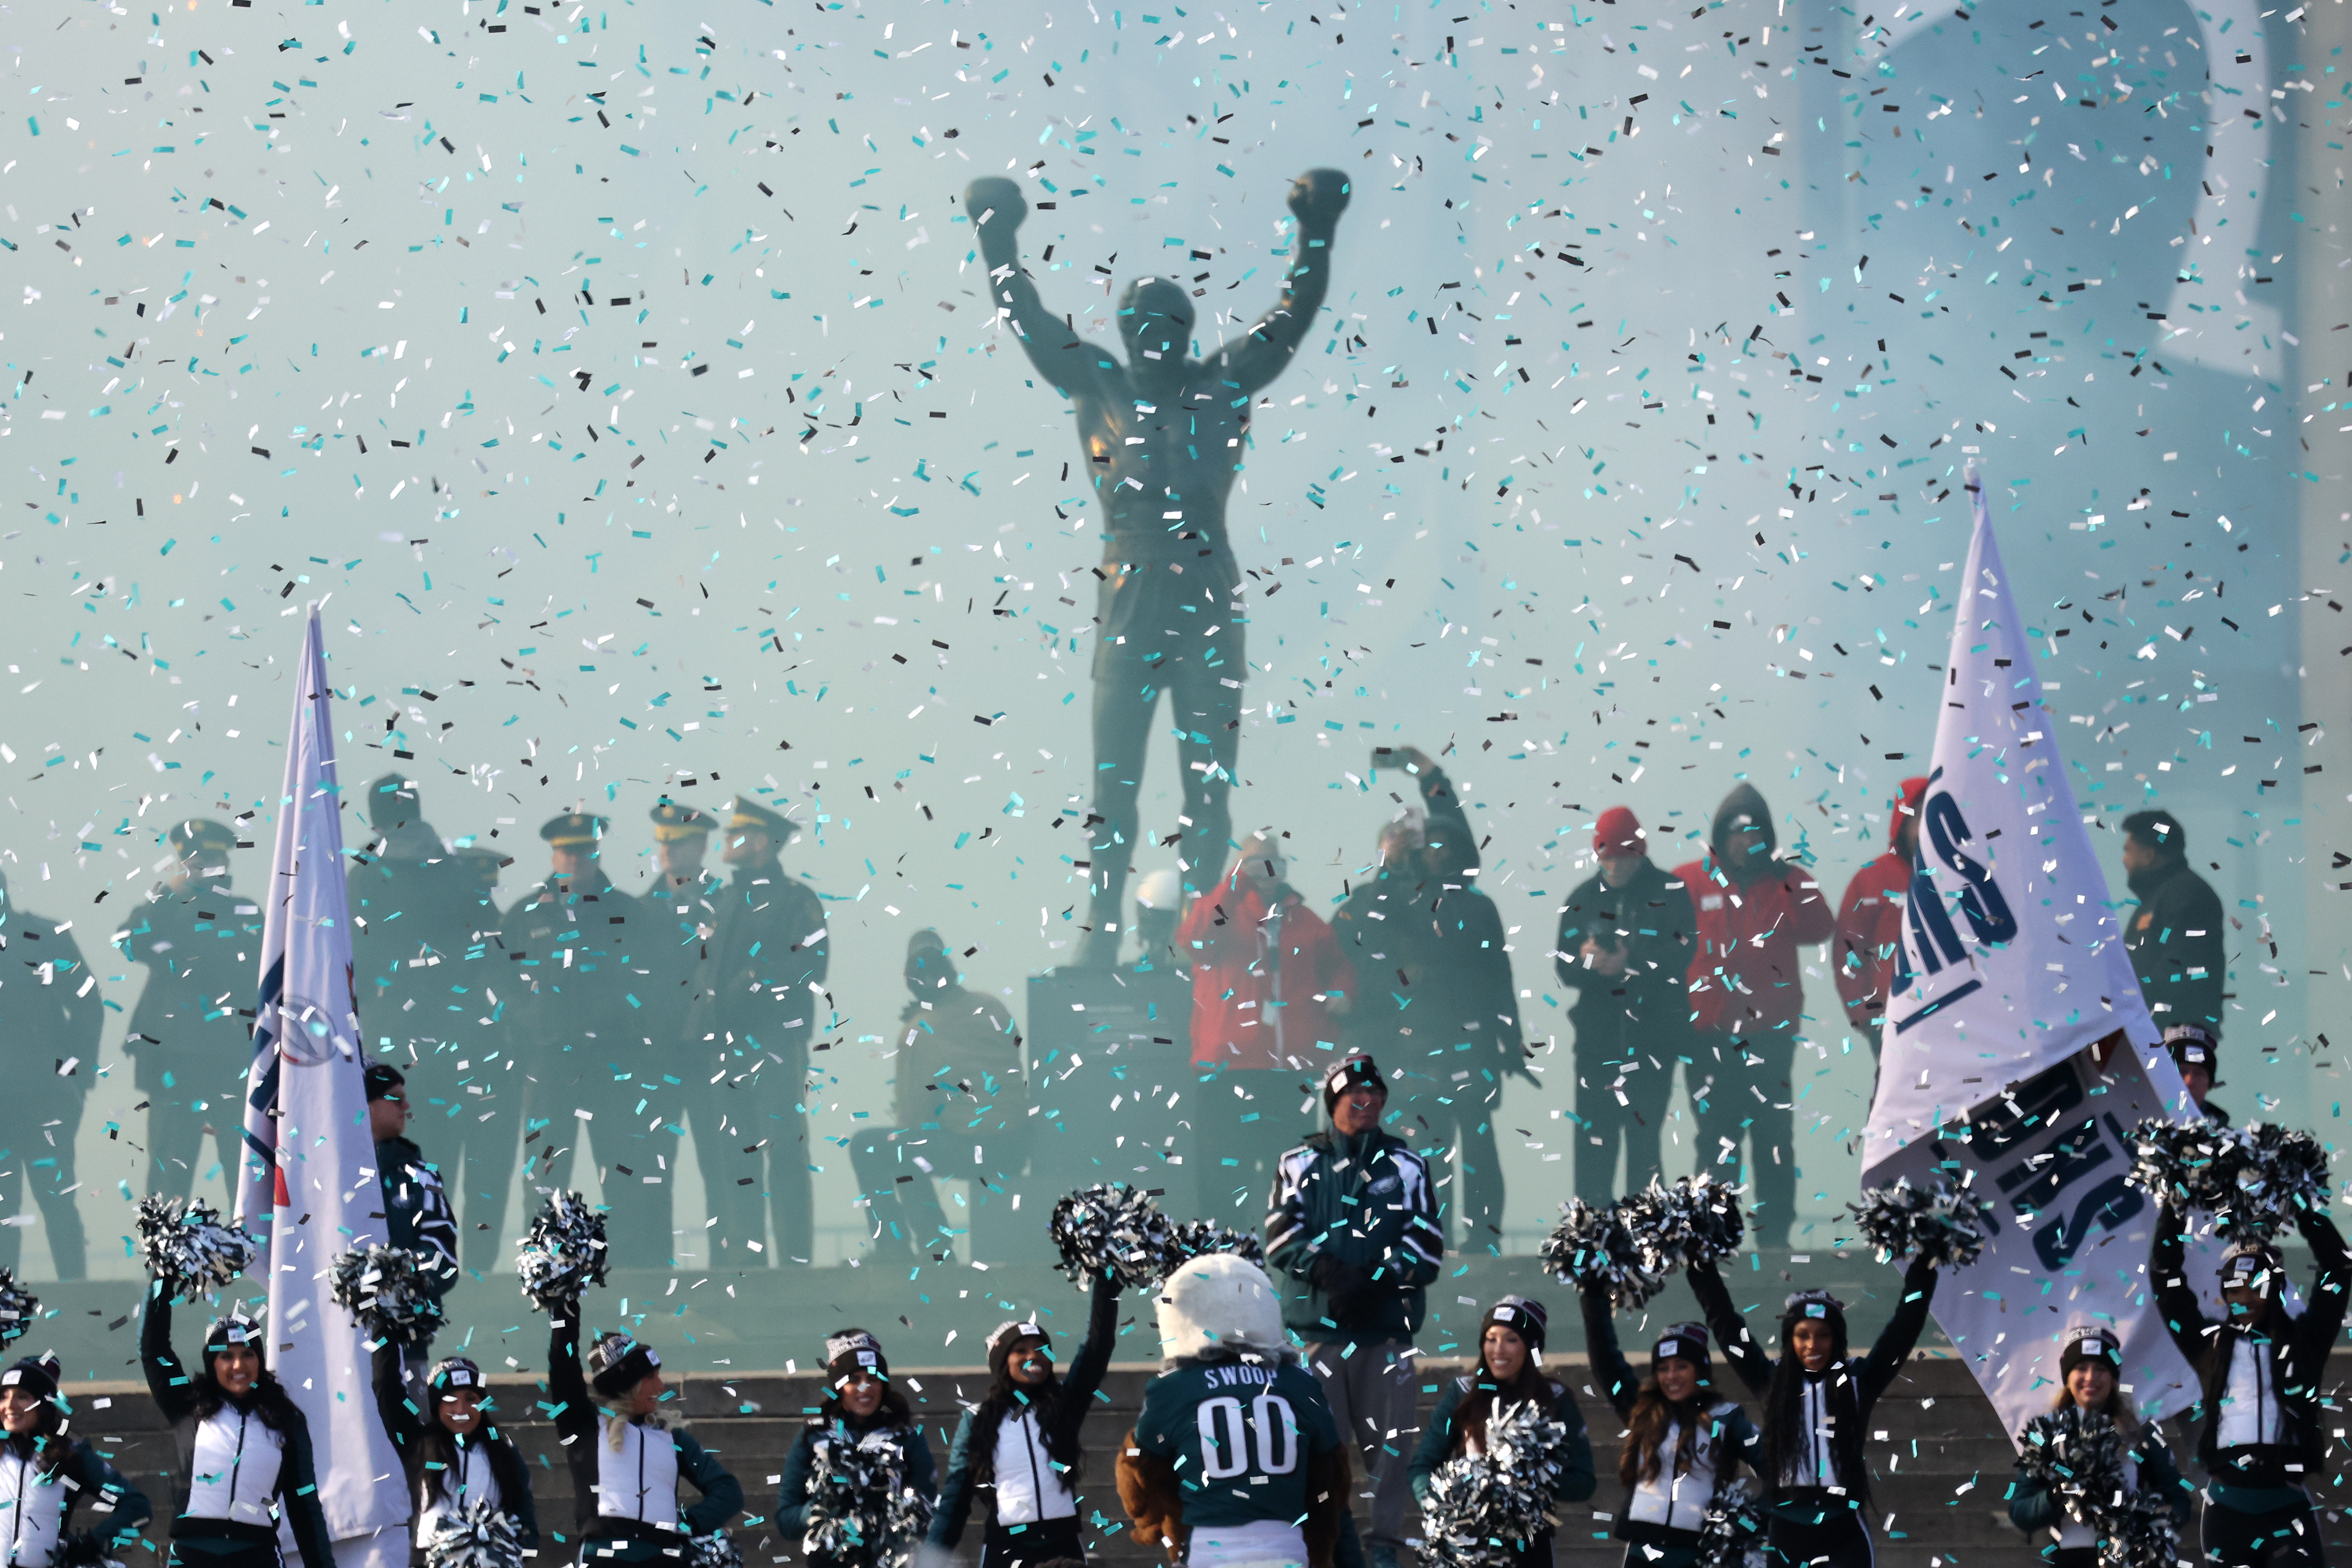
1177, 832, 1357, 1212
1676, 783, 1833, 1248
1831, 776, 1927, 1052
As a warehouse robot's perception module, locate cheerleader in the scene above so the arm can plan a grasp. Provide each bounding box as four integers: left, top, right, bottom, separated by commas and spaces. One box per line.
775, 1330, 939, 1568
1407, 1297, 1596, 1566
545, 1306, 742, 1562
2153, 1198, 2349, 1568
140, 1287, 337, 1568
0, 1353, 151, 1566
1578, 1287, 1759, 1568
372, 1347, 540, 1560
930, 1272, 1120, 1568
1687, 1254, 1938, 1568
2005, 1325, 2189, 1568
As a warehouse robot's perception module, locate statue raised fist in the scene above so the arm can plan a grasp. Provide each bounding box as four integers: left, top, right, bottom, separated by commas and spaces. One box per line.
965, 176, 1028, 255
1287, 168, 1351, 231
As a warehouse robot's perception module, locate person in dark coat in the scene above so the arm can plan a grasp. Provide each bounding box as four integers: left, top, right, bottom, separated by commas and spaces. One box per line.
2121, 808, 2226, 1042
0, 870, 103, 1278
0, 1352, 151, 1566
2005, 1325, 2190, 1568
683, 795, 828, 1265
372, 1349, 541, 1561
775, 1330, 938, 1566
545, 1306, 741, 1563
1408, 1297, 1596, 1568
1554, 806, 1697, 1207
1577, 1291, 1757, 1568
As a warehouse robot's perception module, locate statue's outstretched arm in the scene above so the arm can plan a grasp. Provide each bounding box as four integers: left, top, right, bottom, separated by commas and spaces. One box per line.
1206, 169, 1350, 396
968, 176, 1107, 397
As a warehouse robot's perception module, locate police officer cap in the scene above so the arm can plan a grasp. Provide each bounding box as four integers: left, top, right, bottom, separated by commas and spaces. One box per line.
723, 795, 798, 843
649, 798, 714, 843
170, 819, 238, 857
540, 812, 609, 849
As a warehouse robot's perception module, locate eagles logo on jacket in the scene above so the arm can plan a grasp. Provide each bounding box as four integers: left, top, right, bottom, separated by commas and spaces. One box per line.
1264, 1127, 1445, 1341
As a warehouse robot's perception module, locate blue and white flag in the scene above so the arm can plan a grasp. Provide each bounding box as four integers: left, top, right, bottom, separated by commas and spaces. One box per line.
1863, 472, 2201, 1439
234, 609, 409, 1549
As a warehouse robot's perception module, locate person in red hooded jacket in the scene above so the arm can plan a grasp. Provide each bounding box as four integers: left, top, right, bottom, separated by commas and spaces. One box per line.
1177, 832, 1357, 1211
1676, 783, 1833, 1249
1831, 777, 1927, 1051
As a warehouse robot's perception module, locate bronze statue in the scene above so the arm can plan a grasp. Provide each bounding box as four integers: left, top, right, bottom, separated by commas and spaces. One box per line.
965, 168, 1351, 966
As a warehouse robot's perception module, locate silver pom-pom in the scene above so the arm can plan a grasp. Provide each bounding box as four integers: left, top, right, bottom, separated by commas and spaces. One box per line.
420, 1497, 524, 1568
1047, 1185, 1255, 1291
328, 1244, 447, 1350
2128, 1119, 2330, 1243
2095, 1490, 2184, 1568
135, 1196, 261, 1301
1539, 1198, 1661, 1311
0, 1268, 40, 1347
1619, 1174, 1746, 1276
1165, 1215, 1267, 1272
515, 1190, 609, 1312
2015, 1408, 2128, 1527
800, 1433, 934, 1568
686, 1534, 742, 1568
1848, 1175, 1995, 1269
1418, 1399, 1578, 1568
1694, 1480, 1769, 1568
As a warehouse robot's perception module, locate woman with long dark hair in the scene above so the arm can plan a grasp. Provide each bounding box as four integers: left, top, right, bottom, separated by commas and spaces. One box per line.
1580, 1286, 1758, 1568
2006, 1325, 2189, 1567
1688, 1254, 1938, 1568
372, 1347, 540, 1561
0, 1353, 151, 1567
141, 1288, 337, 1568
929, 1271, 1119, 1568
775, 1329, 939, 1568
545, 1305, 742, 1564
1407, 1297, 1595, 1566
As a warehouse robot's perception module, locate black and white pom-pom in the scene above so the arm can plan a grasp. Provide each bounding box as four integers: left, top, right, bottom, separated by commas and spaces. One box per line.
1540, 1198, 1662, 1311
515, 1190, 609, 1312
686, 1534, 742, 1568
0, 1268, 39, 1347
1416, 1400, 1576, 1568
801, 1434, 933, 1568
1621, 1174, 1746, 1276
1848, 1175, 1995, 1270
2128, 1118, 2242, 1213
2095, 1490, 2183, 1568
1048, 1183, 1173, 1292
2224, 1123, 2331, 1241
2015, 1408, 2127, 1527
328, 1244, 446, 1350
420, 1497, 524, 1568
1164, 1216, 1267, 1271
1694, 1481, 1769, 1568
134, 1196, 261, 1300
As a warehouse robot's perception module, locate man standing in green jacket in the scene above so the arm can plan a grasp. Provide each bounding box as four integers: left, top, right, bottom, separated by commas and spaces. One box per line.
1264, 1054, 1446, 1568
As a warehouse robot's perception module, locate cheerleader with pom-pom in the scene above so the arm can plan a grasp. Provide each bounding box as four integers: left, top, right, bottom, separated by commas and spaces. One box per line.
0, 1353, 152, 1566
774, 1330, 939, 1568
2004, 1325, 2189, 1568
929, 1272, 1119, 1568
1577, 1288, 1758, 1568
1686, 1254, 1937, 1568
372, 1347, 540, 1565
545, 1303, 741, 1564
140, 1290, 337, 1568
1407, 1296, 1594, 1567
2152, 1196, 2349, 1568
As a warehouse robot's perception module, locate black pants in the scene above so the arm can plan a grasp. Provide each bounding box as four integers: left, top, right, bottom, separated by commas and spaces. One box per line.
1693, 1033, 1798, 1249
2204, 1495, 2326, 1568
981, 1515, 1085, 1568
1764, 1504, 1872, 1568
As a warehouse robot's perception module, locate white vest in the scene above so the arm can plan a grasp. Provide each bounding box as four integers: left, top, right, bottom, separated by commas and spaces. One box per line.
1777, 1377, 1840, 1489
2218, 1339, 2286, 1450
988, 1411, 1075, 1526
0, 1450, 67, 1568
594, 1423, 679, 1529
418, 1443, 504, 1541
1625, 1408, 1732, 1533
186, 1409, 286, 1528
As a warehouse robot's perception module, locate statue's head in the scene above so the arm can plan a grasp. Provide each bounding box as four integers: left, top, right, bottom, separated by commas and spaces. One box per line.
1118, 277, 1195, 378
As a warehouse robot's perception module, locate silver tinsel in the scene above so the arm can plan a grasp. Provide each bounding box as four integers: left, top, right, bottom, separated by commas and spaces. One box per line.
686, 1535, 742, 1568
0, 1267, 39, 1347
1417, 1399, 1578, 1568
1618, 1174, 1746, 1277
328, 1244, 447, 1349
1693, 1481, 1768, 1568
515, 1190, 610, 1311
800, 1434, 935, 1568
1046, 1184, 1256, 1292
2128, 1118, 2330, 1242
1539, 1198, 1661, 1311
2095, 1490, 2184, 1568
134, 1195, 261, 1300
1165, 1215, 1267, 1272
2015, 1408, 2128, 1527
419, 1497, 525, 1568
1848, 1175, 1995, 1269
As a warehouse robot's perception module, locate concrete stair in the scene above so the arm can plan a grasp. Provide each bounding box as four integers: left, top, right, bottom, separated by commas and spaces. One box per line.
67, 1350, 2352, 1568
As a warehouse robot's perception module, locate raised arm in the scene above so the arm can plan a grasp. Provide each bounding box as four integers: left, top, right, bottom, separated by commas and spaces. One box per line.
1856, 1257, 1936, 1414
2150, 1199, 2211, 1369
371, 1341, 428, 1453
2292, 1209, 2350, 1370
966, 177, 1107, 398
1061, 1269, 1125, 1407
545, 1307, 594, 1449
1204, 170, 1350, 395
1579, 1285, 1642, 1421
1684, 1259, 1773, 1399
139, 1285, 198, 1425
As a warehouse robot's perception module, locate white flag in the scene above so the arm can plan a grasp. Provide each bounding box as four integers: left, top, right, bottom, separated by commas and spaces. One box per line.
1862, 472, 2201, 1439
234, 610, 408, 1546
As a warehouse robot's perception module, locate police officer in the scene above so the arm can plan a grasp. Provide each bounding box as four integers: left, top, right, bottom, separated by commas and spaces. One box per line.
347, 774, 468, 1055
0, 868, 103, 1277
507, 812, 666, 1267
116, 820, 253, 1203
441, 844, 521, 1273
684, 796, 827, 1265
643, 798, 728, 1255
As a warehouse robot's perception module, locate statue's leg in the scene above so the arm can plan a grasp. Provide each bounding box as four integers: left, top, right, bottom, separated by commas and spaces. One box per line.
1083, 613, 1160, 966
1168, 605, 1245, 898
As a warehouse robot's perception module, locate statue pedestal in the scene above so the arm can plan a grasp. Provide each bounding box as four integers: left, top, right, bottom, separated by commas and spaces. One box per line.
1023, 965, 1196, 1208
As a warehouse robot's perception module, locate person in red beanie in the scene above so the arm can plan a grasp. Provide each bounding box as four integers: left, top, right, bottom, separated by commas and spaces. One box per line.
1552, 807, 1696, 1203
1831, 777, 1928, 1050
1676, 783, 1833, 1249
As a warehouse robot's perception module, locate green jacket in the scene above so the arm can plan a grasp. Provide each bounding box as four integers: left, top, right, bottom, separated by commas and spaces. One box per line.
1264, 1127, 1444, 1341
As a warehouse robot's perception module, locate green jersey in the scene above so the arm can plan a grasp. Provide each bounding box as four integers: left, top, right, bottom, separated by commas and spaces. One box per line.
1132, 1358, 1343, 1530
